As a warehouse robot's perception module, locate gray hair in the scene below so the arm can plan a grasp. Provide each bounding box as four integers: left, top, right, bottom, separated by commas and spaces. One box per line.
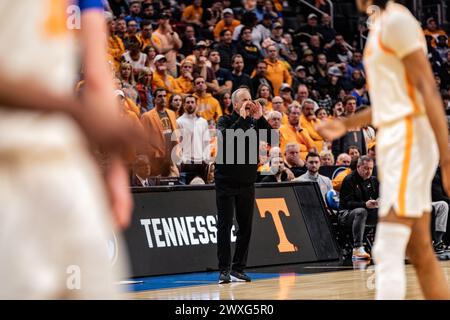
285, 142, 300, 152
301, 98, 316, 109
357, 155, 374, 166
267, 110, 282, 120
231, 88, 250, 106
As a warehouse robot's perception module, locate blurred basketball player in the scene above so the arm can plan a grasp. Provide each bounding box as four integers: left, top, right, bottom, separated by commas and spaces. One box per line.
317, 0, 450, 299
0, 0, 138, 298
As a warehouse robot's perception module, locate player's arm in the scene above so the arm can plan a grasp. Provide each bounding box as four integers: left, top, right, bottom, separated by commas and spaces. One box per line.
403, 49, 450, 195
315, 108, 372, 141
80, 4, 134, 230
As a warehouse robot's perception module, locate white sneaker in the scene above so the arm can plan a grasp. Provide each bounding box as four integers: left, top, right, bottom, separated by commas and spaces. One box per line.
352, 246, 371, 260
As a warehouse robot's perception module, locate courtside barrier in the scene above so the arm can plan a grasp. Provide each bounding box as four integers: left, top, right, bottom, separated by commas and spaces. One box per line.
122, 182, 339, 277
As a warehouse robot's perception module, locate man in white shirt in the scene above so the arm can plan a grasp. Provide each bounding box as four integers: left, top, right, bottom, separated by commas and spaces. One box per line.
295, 151, 333, 201
176, 95, 211, 184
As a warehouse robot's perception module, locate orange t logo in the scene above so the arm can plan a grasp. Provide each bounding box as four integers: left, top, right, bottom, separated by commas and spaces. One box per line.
256, 198, 297, 253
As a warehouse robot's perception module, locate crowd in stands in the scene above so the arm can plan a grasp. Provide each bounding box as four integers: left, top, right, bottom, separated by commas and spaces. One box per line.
82, 0, 450, 258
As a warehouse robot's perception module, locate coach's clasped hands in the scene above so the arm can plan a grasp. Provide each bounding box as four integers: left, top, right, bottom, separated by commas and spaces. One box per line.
239, 100, 263, 120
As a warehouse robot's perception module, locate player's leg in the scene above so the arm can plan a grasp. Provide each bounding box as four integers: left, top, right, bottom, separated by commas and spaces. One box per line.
406, 212, 450, 299
373, 209, 414, 299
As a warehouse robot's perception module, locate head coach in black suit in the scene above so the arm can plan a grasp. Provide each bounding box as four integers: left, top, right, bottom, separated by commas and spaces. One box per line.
215, 86, 274, 284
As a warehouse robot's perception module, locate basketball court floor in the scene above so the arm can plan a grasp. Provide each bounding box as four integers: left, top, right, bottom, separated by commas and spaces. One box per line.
125, 259, 450, 300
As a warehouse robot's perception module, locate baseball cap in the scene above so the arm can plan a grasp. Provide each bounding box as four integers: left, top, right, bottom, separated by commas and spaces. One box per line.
295, 65, 306, 72
159, 12, 170, 19
328, 66, 343, 77
280, 83, 292, 92
426, 17, 436, 24
303, 49, 314, 56
223, 8, 234, 15
154, 54, 167, 63
193, 40, 209, 50
308, 13, 318, 20
272, 22, 283, 29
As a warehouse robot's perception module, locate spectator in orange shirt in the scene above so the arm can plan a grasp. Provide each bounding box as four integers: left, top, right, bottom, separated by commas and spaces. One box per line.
193, 76, 223, 122
264, 45, 292, 95
279, 104, 316, 160
106, 13, 125, 71
152, 54, 177, 94
182, 0, 204, 27
140, 88, 179, 177
137, 21, 153, 49
423, 17, 448, 48
174, 59, 195, 95
213, 8, 241, 42
300, 99, 325, 152
271, 96, 288, 125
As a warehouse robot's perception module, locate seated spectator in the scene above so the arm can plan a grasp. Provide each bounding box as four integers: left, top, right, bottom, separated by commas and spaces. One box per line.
295, 13, 322, 44
190, 42, 219, 93
423, 17, 448, 48
435, 35, 449, 62
295, 152, 333, 201
231, 54, 254, 93
300, 99, 325, 152
264, 45, 292, 96
181, 0, 203, 27
271, 96, 288, 125
267, 110, 282, 129
131, 155, 156, 187
151, 13, 182, 76
339, 156, 379, 260
140, 88, 180, 177
336, 153, 352, 166
367, 141, 376, 163
284, 143, 306, 177
176, 95, 211, 184
256, 84, 273, 112
137, 21, 153, 50
219, 91, 233, 115
347, 145, 361, 160
209, 50, 233, 97
193, 76, 223, 123
168, 94, 183, 117
279, 83, 294, 106
320, 150, 335, 166
213, 8, 241, 42
252, 61, 275, 98
136, 69, 154, 113
123, 19, 139, 50
431, 201, 449, 255
332, 156, 356, 192
326, 34, 353, 64
106, 13, 125, 72
122, 36, 149, 77
174, 59, 195, 95
236, 26, 263, 75
117, 61, 139, 103
179, 25, 197, 58
318, 13, 336, 46
254, 14, 273, 51
214, 29, 236, 70
331, 96, 367, 159
152, 54, 177, 94
260, 156, 295, 183
125, 1, 143, 25
279, 103, 316, 160
431, 168, 450, 247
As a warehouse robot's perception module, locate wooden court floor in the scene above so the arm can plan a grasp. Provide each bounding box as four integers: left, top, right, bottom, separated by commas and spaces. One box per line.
126, 261, 450, 300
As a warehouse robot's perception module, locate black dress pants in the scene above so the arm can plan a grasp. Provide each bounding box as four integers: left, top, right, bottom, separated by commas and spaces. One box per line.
216, 180, 255, 272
